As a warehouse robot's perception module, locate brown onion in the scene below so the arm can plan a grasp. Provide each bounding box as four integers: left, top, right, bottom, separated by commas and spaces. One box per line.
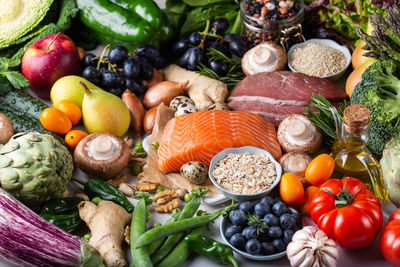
122, 90, 145, 137
143, 80, 189, 109
142, 68, 163, 88
143, 106, 158, 134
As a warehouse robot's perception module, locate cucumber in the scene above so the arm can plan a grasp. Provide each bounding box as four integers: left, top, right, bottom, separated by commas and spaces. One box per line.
0, 90, 49, 120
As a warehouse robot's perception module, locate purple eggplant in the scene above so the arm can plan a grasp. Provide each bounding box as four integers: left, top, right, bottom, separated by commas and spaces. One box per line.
0, 188, 104, 267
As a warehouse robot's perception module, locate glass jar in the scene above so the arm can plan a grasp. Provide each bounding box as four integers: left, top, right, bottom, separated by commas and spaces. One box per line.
240, 0, 305, 49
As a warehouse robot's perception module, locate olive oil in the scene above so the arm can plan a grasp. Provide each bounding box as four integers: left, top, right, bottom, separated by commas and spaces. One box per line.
330, 104, 388, 200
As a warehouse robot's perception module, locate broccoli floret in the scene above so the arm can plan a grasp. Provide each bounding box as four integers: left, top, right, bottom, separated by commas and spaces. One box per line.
351, 60, 400, 158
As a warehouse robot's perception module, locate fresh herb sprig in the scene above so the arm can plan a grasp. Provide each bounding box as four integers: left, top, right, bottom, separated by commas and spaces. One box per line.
247, 213, 269, 235
304, 93, 348, 146
197, 48, 245, 89
0, 57, 29, 95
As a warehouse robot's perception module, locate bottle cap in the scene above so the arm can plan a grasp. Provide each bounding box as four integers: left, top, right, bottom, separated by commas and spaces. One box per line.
343, 104, 370, 134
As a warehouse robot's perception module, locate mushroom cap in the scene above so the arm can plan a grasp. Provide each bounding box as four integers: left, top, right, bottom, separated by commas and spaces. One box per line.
277, 114, 322, 154
242, 42, 287, 76
279, 152, 312, 178
0, 113, 14, 145
74, 133, 130, 180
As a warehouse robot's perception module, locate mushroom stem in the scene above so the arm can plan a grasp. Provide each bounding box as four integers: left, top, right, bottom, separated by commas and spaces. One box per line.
80, 81, 91, 96
253, 46, 273, 65
86, 135, 119, 160
287, 119, 308, 139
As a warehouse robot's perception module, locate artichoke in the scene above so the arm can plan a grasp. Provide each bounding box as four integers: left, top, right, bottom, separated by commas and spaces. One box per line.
381, 134, 400, 207
0, 132, 73, 206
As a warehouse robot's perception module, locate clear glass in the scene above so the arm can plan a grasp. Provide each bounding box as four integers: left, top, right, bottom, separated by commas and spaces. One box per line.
330, 107, 388, 200
240, 0, 305, 45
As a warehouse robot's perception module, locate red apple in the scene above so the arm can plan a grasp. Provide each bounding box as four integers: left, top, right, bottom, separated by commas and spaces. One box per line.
21, 33, 80, 98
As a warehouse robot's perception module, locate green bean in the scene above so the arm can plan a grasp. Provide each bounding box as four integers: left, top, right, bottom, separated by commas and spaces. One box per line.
135, 204, 233, 248
156, 225, 207, 267
130, 198, 152, 267
151, 189, 204, 264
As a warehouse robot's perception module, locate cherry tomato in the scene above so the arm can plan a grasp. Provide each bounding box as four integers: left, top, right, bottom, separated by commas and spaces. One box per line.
305, 154, 335, 185
280, 173, 304, 206
56, 100, 82, 125
65, 130, 88, 150
300, 185, 320, 215
40, 107, 72, 135
380, 208, 400, 266
309, 177, 382, 250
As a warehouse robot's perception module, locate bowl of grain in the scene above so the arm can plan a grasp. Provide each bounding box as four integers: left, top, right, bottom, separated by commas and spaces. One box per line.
209, 146, 282, 202
287, 38, 351, 81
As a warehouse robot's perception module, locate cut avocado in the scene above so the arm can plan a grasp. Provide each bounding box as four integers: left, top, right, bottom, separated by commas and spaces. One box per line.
0, 0, 54, 49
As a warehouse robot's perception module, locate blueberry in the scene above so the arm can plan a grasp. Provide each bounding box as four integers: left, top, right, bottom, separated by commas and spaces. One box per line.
139, 57, 154, 80
260, 196, 275, 207
108, 87, 124, 97
188, 32, 202, 46
258, 232, 271, 242
212, 18, 230, 34
81, 53, 98, 67
229, 209, 247, 226
254, 203, 271, 218
172, 39, 190, 56
264, 213, 279, 227
268, 226, 282, 239
123, 57, 141, 79
291, 210, 303, 226
272, 239, 286, 252
229, 233, 246, 250
125, 79, 145, 96
245, 239, 262, 255
272, 201, 289, 217
261, 242, 275, 255
108, 45, 128, 66
82, 66, 101, 84
102, 70, 122, 88
239, 201, 256, 214
280, 214, 296, 230
274, 196, 282, 202
283, 229, 295, 244
225, 225, 242, 239
242, 226, 259, 240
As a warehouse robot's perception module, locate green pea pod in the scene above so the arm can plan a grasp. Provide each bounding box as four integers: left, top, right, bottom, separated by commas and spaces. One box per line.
184, 235, 239, 267
41, 197, 84, 215
72, 178, 134, 213
41, 211, 82, 234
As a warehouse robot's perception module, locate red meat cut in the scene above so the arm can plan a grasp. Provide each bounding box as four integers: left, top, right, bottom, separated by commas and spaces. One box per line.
228, 71, 348, 126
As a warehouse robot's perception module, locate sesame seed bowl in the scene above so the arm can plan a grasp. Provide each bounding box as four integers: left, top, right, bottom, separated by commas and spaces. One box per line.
287, 38, 351, 81
208, 146, 282, 202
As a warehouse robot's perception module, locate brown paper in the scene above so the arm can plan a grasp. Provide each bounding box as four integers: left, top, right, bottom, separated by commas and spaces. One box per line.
138, 104, 219, 194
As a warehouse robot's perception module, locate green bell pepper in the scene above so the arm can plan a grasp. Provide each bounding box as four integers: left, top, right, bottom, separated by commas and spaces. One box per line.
77, 0, 175, 49
41, 211, 82, 233
41, 197, 84, 215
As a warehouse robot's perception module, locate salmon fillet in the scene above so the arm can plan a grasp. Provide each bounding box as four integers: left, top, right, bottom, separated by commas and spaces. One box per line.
158, 110, 282, 173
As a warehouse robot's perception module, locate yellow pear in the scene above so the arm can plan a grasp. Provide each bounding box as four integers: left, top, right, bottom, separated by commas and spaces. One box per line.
50, 76, 101, 108
80, 82, 130, 136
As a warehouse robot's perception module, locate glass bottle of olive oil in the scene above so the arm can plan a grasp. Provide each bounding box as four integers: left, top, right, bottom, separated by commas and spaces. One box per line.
330, 104, 388, 200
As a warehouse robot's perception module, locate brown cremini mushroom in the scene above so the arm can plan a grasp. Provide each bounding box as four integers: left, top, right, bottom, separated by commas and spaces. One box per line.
279, 152, 312, 180
74, 133, 130, 180
277, 114, 322, 154
0, 113, 14, 145
242, 42, 286, 76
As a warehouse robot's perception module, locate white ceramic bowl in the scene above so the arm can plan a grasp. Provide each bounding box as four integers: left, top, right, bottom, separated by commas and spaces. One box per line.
208, 146, 282, 202
287, 38, 351, 81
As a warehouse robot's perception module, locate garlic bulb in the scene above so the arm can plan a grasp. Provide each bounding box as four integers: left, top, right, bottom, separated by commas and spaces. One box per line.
287, 226, 339, 267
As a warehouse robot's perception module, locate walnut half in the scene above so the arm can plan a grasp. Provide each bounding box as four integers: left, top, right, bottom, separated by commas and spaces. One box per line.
154, 190, 179, 213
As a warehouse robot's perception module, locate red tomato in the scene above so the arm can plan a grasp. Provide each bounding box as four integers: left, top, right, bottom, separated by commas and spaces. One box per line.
381, 208, 400, 266
309, 177, 382, 250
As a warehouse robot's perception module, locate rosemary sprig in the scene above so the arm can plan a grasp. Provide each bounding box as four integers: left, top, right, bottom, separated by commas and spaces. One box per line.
304, 93, 348, 146
247, 213, 269, 235
197, 48, 245, 90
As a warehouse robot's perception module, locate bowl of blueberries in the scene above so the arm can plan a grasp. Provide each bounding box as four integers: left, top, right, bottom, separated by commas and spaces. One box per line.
220, 196, 302, 260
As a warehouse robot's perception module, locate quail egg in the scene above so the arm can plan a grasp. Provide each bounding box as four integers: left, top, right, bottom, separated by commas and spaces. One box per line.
175, 103, 197, 117
207, 103, 230, 111
180, 161, 208, 185
170, 96, 195, 111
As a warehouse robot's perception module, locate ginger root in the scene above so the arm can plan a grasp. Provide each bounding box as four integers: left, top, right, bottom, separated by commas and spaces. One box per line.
78, 201, 131, 267
164, 64, 228, 110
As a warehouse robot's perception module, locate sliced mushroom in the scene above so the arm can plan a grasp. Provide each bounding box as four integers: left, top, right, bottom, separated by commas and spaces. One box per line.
242, 42, 286, 76
277, 114, 322, 154
279, 152, 312, 179
74, 133, 130, 180
0, 113, 14, 144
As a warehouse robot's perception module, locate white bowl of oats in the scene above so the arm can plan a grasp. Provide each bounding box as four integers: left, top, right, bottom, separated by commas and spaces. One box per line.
287, 38, 351, 81
209, 146, 282, 202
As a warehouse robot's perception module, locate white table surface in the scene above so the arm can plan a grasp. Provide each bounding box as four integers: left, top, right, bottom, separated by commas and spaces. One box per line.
0, 0, 396, 266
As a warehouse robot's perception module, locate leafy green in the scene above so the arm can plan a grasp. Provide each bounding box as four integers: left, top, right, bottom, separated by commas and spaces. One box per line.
351, 59, 400, 158
0, 57, 29, 95
197, 48, 245, 89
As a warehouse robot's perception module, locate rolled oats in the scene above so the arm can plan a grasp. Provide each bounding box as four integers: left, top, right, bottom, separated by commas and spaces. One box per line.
213, 152, 276, 194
